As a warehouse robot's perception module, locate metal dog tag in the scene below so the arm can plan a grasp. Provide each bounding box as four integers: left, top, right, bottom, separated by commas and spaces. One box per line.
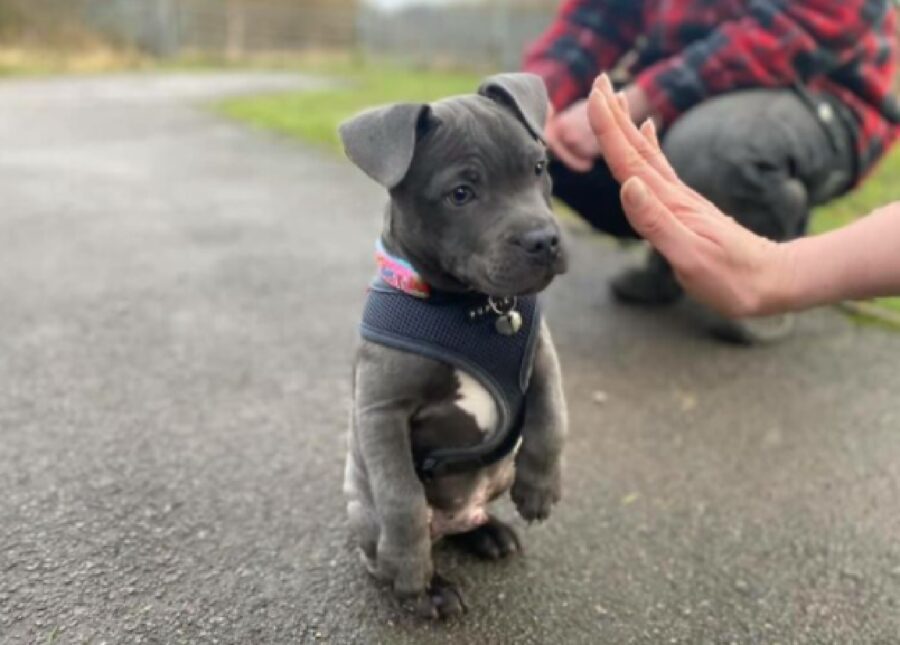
495, 310, 522, 336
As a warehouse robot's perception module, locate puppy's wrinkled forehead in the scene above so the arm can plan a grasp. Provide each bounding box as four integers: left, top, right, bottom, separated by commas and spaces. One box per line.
408, 95, 545, 183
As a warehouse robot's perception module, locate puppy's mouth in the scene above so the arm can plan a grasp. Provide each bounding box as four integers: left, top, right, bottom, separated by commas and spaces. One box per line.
465, 253, 567, 298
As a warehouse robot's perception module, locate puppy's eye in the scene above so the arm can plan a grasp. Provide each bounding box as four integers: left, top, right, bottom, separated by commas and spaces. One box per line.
446, 185, 475, 207
534, 160, 547, 176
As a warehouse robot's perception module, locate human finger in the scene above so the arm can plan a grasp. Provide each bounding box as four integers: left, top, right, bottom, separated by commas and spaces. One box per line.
639, 119, 660, 151
587, 82, 672, 195
594, 74, 681, 183
638, 119, 683, 185
620, 177, 698, 270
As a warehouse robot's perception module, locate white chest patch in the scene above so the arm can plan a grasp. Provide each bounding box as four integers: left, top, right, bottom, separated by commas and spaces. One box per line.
453, 370, 498, 434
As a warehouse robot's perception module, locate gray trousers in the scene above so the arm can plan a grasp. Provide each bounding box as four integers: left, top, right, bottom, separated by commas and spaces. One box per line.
551, 88, 857, 242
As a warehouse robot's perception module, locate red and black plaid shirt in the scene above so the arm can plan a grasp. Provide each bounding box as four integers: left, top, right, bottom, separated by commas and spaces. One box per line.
524, 0, 900, 177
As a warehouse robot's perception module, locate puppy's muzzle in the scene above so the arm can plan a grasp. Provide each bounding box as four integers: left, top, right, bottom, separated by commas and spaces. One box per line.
513, 225, 562, 266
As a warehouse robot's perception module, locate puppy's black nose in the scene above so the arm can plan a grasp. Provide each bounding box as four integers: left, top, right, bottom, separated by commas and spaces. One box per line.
517, 226, 560, 261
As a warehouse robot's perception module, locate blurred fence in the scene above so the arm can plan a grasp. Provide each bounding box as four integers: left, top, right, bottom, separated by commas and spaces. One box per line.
0, 0, 357, 57
88, 0, 358, 57
0, 0, 554, 70
358, 4, 554, 70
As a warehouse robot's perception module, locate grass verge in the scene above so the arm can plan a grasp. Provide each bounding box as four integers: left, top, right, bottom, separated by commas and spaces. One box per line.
216, 59, 480, 151
0, 46, 148, 76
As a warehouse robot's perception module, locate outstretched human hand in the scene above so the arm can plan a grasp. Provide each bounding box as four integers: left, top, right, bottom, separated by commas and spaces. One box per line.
586, 73, 792, 318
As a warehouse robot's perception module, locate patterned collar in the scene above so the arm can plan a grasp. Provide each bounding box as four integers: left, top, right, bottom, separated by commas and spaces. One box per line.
374, 238, 431, 298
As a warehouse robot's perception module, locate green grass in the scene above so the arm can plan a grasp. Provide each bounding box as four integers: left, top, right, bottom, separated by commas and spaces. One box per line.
216, 59, 480, 151
811, 143, 900, 237
217, 60, 900, 319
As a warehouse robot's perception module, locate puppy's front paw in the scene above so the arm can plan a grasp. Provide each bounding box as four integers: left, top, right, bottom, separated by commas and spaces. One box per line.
511, 468, 561, 523
375, 544, 433, 596
410, 573, 467, 620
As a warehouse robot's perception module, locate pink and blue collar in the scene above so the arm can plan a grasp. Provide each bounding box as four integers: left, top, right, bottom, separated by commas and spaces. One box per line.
375, 239, 431, 298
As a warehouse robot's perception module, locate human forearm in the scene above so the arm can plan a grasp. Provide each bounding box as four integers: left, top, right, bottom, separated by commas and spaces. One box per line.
776, 203, 900, 312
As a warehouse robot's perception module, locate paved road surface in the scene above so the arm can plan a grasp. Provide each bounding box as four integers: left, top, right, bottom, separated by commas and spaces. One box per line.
1, 73, 899, 644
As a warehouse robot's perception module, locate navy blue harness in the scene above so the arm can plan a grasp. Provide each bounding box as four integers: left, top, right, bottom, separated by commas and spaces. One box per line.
360, 278, 541, 479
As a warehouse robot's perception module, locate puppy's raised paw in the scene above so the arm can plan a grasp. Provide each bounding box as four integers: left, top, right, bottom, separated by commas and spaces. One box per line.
511, 474, 560, 523
411, 573, 467, 620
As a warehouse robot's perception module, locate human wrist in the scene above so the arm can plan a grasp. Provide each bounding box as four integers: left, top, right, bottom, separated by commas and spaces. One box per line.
761, 237, 807, 315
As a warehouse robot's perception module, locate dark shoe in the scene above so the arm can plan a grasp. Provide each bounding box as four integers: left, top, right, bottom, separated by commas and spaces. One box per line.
610, 251, 683, 305
708, 313, 796, 345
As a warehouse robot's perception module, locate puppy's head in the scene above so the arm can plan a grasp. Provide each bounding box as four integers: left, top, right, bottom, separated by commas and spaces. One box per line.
339, 73, 568, 297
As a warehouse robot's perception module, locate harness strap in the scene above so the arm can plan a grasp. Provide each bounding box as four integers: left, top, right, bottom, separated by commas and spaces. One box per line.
415, 403, 527, 480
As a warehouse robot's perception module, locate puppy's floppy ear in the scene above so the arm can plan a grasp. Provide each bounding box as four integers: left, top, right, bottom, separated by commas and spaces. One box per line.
339, 103, 433, 189
478, 73, 549, 142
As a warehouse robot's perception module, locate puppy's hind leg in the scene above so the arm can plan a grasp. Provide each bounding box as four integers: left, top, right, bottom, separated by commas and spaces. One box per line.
448, 515, 521, 560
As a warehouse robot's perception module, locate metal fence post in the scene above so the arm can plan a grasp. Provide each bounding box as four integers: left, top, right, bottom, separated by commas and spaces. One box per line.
153, 0, 179, 57
226, 0, 246, 61
499, 0, 515, 70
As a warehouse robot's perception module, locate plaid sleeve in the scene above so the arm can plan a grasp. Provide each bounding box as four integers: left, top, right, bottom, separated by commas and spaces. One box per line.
634, 0, 894, 127
523, 0, 643, 112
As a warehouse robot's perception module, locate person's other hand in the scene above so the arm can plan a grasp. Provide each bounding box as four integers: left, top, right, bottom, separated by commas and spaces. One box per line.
586, 73, 793, 318
545, 85, 657, 173
545, 99, 600, 172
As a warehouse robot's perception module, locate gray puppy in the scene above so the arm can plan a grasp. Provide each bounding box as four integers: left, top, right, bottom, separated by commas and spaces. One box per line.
340, 73, 568, 619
